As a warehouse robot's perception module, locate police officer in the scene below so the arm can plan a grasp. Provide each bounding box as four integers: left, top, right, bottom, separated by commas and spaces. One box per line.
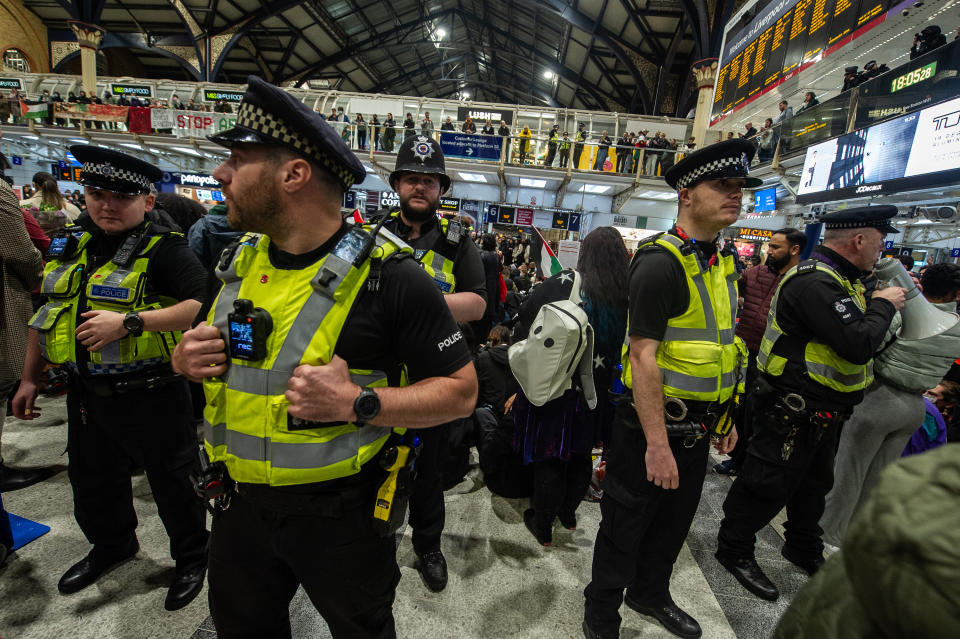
172, 76, 477, 638
377, 134, 486, 592
715, 207, 906, 601
573, 122, 588, 169
583, 140, 754, 639
12, 147, 209, 610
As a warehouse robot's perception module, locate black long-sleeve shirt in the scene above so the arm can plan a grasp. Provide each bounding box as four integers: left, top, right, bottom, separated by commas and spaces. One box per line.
764, 246, 896, 407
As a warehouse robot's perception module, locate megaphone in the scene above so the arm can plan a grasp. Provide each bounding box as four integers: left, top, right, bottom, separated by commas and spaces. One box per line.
874, 258, 959, 340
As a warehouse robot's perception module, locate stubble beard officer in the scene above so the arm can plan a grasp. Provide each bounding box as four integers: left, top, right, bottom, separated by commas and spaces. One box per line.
380, 134, 487, 592
583, 139, 756, 639
715, 206, 906, 602
172, 76, 477, 639
12, 146, 209, 610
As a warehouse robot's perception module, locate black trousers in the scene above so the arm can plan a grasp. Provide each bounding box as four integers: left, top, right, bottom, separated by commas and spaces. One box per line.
66, 378, 207, 566
409, 422, 448, 556
584, 431, 709, 635
530, 454, 592, 534
730, 350, 760, 467
717, 408, 842, 561
208, 488, 399, 639
573, 143, 584, 168
545, 143, 557, 166
559, 149, 570, 168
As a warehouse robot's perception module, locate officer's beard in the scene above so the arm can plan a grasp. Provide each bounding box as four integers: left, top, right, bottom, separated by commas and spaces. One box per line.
224, 166, 281, 235
399, 192, 440, 223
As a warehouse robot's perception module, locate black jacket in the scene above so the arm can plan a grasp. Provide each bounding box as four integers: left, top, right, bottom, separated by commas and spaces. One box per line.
476, 344, 517, 417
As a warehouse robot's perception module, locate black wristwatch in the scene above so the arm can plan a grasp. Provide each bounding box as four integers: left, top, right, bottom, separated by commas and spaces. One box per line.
354, 388, 381, 423
123, 311, 144, 337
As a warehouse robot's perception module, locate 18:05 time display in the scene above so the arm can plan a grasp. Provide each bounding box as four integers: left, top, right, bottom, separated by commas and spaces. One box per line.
891, 62, 937, 94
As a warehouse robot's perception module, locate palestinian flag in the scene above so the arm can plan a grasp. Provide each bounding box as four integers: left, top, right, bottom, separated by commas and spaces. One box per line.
350, 209, 364, 224
19, 99, 48, 119
530, 225, 562, 279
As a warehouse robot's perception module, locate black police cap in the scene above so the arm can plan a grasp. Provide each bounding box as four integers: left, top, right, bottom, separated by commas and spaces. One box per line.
819, 205, 899, 233
845, 66, 859, 74
70, 145, 162, 196
208, 76, 365, 192
390, 135, 451, 192
663, 139, 762, 190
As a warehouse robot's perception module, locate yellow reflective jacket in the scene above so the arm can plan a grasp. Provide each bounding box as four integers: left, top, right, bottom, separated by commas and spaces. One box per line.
29, 224, 181, 374
758, 260, 873, 394
203, 229, 412, 486
622, 233, 746, 402
383, 211, 459, 294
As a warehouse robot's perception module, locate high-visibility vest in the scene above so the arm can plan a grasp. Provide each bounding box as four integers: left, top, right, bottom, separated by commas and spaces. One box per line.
758, 259, 873, 393
203, 229, 412, 486
621, 234, 746, 402
28, 224, 181, 374
385, 211, 458, 294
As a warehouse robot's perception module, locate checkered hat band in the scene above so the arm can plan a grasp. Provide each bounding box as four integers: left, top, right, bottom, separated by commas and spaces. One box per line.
676, 155, 750, 190
82, 162, 151, 190
236, 103, 356, 189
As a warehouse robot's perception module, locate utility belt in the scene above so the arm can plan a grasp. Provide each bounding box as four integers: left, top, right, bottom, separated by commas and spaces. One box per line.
193, 432, 421, 537
758, 392, 851, 461
70, 368, 184, 398
616, 395, 733, 448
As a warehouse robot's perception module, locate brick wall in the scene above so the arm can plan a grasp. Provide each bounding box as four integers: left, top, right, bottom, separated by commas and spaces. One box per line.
0, 0, 49, 73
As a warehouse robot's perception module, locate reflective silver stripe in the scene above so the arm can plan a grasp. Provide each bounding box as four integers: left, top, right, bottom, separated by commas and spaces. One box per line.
204, 420, 388, 469
806, 362, 865, 386
720, 371, 736, 389
29, 304, 55, 329
98, 340, 122, 364
225, 365, 387, 396
101, 268, 132, 287
376, 227, 410, 251
660, 368, 717, 393
42, 260, 79, 295
662, 326, 716, 341
211, 279, 240, 334
719, 328, 735, 343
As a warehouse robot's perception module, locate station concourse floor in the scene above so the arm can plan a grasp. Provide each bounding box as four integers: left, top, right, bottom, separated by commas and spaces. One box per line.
1, 393, 813, 639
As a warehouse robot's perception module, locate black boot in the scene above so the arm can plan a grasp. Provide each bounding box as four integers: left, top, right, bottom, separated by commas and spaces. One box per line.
0, 462, 60, 492
58, 540, 139, 594
624, 594, 702, 638
416, 549, 448, 592
715, 552, 779, 601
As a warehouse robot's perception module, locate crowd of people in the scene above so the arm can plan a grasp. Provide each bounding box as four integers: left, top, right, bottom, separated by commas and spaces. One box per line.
3, 72, 960, 639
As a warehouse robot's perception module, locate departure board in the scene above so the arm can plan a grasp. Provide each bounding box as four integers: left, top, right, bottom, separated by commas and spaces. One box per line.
713, 0, 893, 121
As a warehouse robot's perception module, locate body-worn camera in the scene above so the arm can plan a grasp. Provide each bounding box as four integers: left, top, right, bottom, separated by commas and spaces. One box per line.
228, 298, 273, 361
46, 233, 78, 259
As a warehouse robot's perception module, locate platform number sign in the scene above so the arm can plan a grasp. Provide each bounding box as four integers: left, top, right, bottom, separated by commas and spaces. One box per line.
884, 241, 894, 250
952, 248, 960, 258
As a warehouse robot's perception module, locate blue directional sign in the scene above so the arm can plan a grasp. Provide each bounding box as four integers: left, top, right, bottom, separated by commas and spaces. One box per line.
11, 156, 21, 165
885, 241, 894, 250
951, 248, 960, 258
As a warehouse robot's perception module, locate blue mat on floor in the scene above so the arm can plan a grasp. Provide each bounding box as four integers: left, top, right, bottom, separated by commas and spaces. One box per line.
8, 512, 50, 551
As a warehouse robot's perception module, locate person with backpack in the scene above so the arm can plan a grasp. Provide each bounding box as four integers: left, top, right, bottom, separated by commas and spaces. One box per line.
583, 140, 758, 639
511, 227, 629, 547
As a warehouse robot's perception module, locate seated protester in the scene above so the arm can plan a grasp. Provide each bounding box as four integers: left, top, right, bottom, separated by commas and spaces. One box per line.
475, 326, 531, 498
902, 396, 948, 457
513, 227, 628, 546
926, 379, 960, 442
503, 275, 522, 321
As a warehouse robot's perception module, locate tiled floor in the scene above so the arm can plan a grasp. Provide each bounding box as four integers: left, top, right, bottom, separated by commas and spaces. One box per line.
2, 395, 815, 638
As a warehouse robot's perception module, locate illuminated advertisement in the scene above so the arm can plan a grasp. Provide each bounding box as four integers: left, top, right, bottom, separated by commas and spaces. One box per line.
797, 96, 960, 203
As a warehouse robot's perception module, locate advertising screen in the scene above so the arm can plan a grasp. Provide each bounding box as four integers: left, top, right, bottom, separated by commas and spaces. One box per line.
797, 95, 960, 203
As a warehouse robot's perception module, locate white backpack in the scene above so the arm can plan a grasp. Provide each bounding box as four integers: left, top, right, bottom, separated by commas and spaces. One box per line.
508, 270, 597, 409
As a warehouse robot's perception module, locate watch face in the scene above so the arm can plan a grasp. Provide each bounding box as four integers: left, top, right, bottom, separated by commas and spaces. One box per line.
357, 391, 379, 419
124, 314, 143, 332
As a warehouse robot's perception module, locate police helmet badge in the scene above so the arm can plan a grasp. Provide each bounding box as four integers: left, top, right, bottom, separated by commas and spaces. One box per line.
413, 136, 433, 162
100, 163, 115, 178
834, 301, 847, 314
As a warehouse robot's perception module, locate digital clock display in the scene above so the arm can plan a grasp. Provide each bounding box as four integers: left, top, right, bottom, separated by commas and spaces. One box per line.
891, 61, 936, 93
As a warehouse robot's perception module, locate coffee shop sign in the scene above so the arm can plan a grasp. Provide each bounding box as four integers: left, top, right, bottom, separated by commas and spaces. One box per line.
738, 228, 773, 241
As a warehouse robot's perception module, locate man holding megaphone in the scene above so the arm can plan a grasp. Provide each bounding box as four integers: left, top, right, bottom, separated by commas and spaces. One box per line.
715, 206, 905, 601
821, 261, 960, 549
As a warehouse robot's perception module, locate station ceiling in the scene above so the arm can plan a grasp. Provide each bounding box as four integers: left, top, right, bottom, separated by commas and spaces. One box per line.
24, 0, 737, 115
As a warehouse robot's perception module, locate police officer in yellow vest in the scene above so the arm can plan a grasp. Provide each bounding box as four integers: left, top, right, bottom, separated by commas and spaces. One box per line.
583, 140, 754, 639
376, 134, 486, 593
716, 206, 905, 602
171, 76, 477, 639
11, 147, 210, 610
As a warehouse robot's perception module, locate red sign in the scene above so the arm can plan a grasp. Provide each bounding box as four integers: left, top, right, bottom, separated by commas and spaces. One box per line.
516, 207, 534, 226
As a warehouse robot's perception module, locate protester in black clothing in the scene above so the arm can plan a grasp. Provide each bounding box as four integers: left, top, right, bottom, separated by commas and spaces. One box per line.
403, 112, 416, 140
462, 117, 477, 134
912, 25, 947, 59
383, 112, 397, 151
482, 120, 495, 135
474, 233, 502, 343
371, 114, 381, 150
441, 116, 455, 131
497, 120, 511, 160
573, 123, 588, 169
842, 66, 860, 92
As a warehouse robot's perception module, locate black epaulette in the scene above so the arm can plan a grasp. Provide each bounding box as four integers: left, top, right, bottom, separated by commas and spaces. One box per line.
796, 259, 818, 274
